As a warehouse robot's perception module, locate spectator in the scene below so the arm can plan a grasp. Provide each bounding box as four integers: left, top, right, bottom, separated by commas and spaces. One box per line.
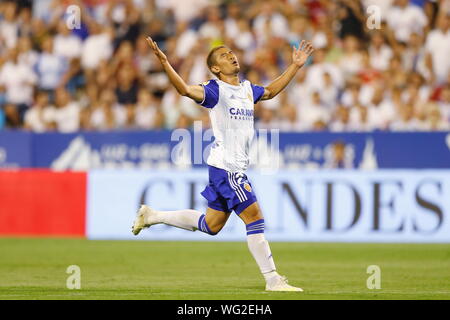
389, 104, 421, 131
0, 47, 37, 117
338, 35, 364, 80
35, 36, 68, 93
253, 1, 290, 44
366, 86, 395, 130
0, 2, 19, 50
330, 105, 352, 132
402, 32, 428, 78
81, 22, 113, 71
17, 36, 38, 68
387, 0, 428, 42
425, 13, 450, 85
135, 89, 164, 130
24, 91, 55, 132
53, 20, 83, 61
298, 91, 330, 131
89, 89, 122, 131
423, 103, 450, 130
307, 48, 344, 92
115, 63, 139, 106
0, 0, 448, 133
369, 31, 393, 71
52, 88, 81, 132
349, 105, 372, 131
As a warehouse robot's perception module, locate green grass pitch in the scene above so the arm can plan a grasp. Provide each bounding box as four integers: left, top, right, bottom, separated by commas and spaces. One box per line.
0, 238, 449, 300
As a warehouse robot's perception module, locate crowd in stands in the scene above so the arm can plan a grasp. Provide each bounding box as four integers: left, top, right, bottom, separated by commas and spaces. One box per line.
0, 0, 449, 132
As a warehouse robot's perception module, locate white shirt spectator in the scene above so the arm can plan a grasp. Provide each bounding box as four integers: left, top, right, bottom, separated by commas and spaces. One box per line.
329, 120, 352, 132
81, 33, 113, 70
175, 28, 198, 58
348, 108, 373, 132
298, 103, 330, 130
53, 101, 80, 132
198, 22, 221, 40
0, 20, 18, 49
339, 52, 364, 79
90, 105, 126, 130
253, 12, 290, 43
90, 108, 107, 130
369, 45, 393, 71
156, 0, 208, 22
389, 118, 422, 131
425, 28, 450, 84
54, 33, 83, 60
386, 4, 427, 42
19, 50, 39, 70
135, 104, 159, 129
225, 18, 240, 39
288, 81, 312, 108
233, 21, 255, 51
35, 52, 68, 90
320, 85, 339, 109
0, 61, 37, 105
311, 32, 328, 49
162, 90, 199, 129
366, 100, 396, 130
188, 56, 210, 88
306, 62, 344, 92
24, 106, 56, 132
340, 85, 374, 108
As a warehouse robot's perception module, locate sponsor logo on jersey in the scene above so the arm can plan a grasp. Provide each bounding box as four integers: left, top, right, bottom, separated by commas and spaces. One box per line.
229, 108, 254, 117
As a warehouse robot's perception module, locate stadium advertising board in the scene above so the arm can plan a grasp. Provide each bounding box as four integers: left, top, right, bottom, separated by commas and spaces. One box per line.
87, 169, 450, 243
0, 170, 86, 237
1, 131, 450, 169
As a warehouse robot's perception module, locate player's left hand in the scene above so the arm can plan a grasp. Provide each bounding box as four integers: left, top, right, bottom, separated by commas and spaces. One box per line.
292, 40, 314, 67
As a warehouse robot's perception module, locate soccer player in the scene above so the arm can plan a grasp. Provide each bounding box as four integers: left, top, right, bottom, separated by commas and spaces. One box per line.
132, 37, 314, 292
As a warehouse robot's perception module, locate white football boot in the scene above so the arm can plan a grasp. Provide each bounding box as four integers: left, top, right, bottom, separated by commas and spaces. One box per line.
265, 275, 303, 292
131, 205, 157, 235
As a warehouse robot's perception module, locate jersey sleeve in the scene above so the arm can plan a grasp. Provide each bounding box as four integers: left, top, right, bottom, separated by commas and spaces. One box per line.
198, 80, 219, 108
250, 82, 265, 104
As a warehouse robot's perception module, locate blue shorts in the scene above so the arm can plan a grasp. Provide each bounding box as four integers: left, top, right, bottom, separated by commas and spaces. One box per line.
201, 166, 257, 214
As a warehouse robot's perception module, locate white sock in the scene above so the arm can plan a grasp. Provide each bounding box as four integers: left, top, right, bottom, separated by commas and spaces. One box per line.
247, 233, 278, 282
146, 209, 203, 231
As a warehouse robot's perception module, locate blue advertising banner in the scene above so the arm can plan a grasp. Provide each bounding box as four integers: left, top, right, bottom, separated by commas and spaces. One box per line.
0, 130, 449, 169
0, 131, 32, 168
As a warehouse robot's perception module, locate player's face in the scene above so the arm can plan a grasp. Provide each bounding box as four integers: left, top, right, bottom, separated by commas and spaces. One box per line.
215, 47, 240, 75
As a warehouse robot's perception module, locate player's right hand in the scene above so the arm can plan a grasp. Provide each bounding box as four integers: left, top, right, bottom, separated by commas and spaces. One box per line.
146, 36, 168, 63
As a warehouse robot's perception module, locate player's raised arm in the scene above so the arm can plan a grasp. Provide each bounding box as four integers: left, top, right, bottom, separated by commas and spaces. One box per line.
146, 36, 204, 102
261, 40, 314, 101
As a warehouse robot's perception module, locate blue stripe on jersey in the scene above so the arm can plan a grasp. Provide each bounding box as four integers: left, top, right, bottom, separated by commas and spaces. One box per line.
199, 79, 219, 108
250, 82, 265, 104
246, 219, 264, 235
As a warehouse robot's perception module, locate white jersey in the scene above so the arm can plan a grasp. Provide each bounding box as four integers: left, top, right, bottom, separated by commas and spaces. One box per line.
198, 79, 265, 173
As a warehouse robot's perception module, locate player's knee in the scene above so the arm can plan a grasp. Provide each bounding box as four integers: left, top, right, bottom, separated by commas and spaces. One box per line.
207, 222, 225, 236
239, 203, 263, 224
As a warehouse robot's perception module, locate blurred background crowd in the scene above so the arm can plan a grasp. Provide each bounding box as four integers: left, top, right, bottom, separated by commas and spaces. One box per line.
0, 0, 449, 132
